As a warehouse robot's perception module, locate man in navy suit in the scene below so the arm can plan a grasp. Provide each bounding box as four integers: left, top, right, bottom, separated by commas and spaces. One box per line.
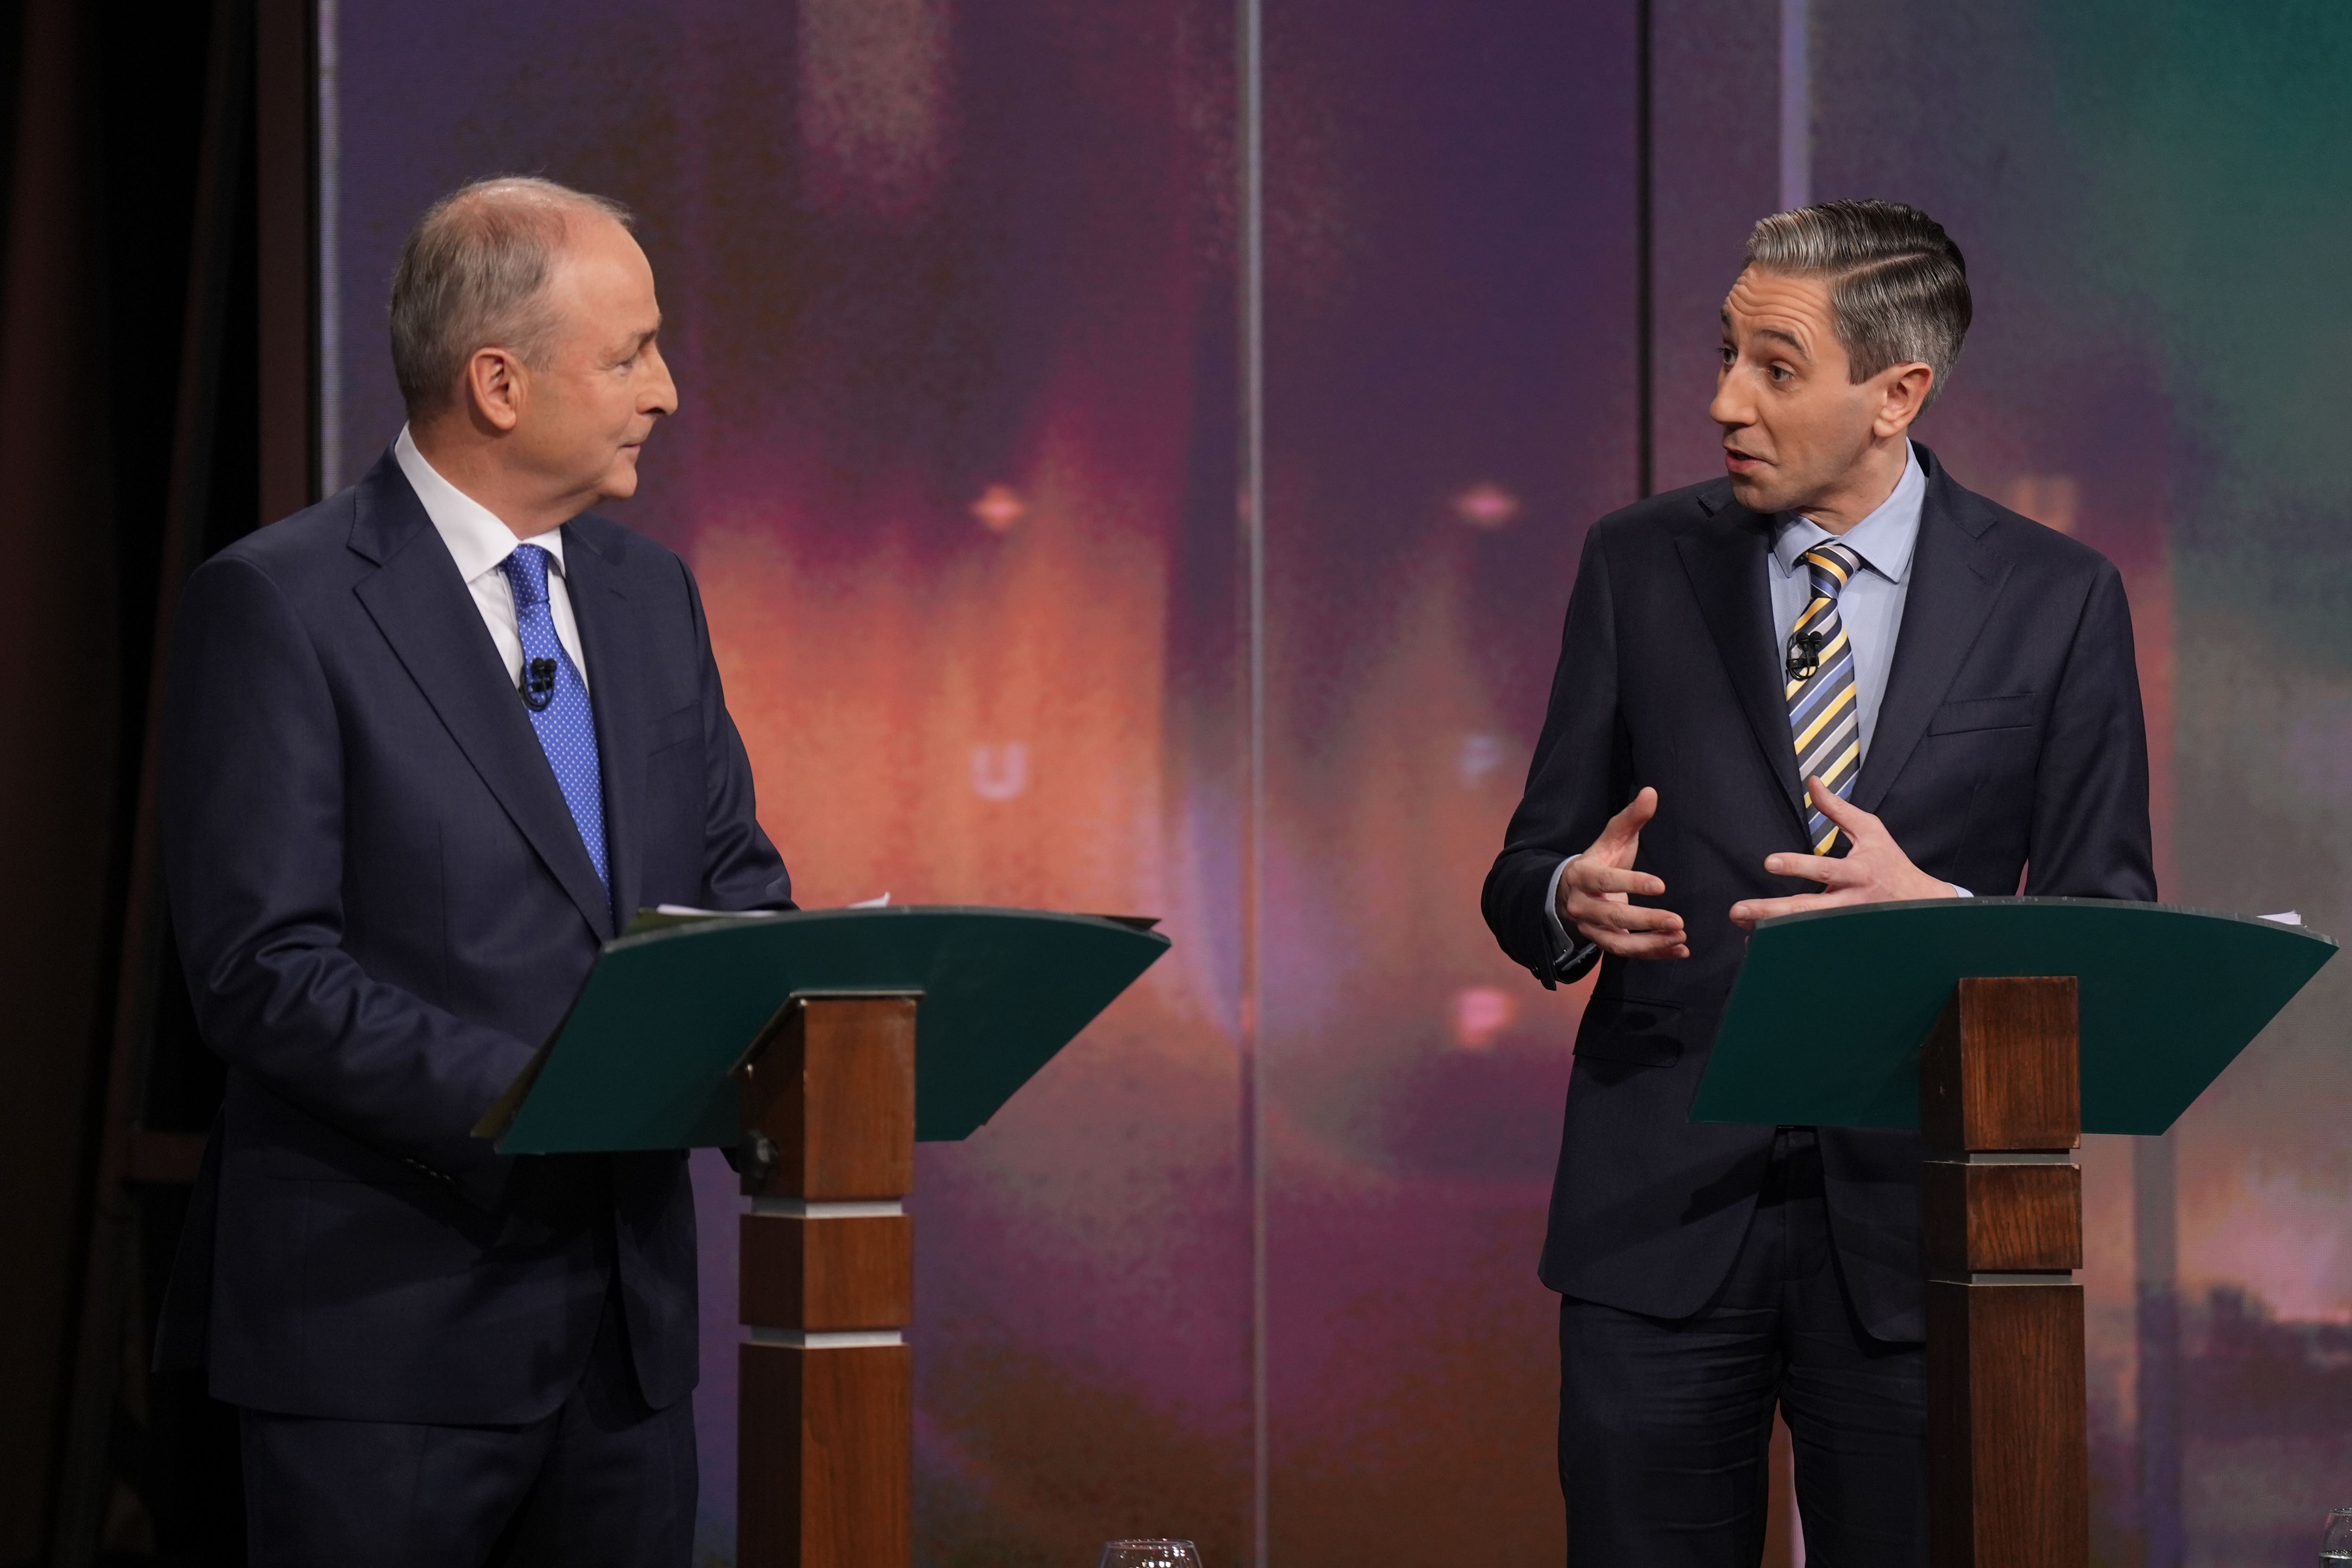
158, 177, 791, 1566
1484, 201, 2152, 1563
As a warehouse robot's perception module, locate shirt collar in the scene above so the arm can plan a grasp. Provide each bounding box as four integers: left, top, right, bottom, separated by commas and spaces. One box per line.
392, 425, 565, 584
1769, 439, 1926, 584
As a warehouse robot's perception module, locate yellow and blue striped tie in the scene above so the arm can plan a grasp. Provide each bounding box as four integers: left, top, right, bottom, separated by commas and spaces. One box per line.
1786, 541, 1863, 855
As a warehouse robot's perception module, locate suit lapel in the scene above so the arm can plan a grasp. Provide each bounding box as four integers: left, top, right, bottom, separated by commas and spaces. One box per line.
1673, 501, 1809, 835
1852, 456, 2012, 813
562, 519, 645, 929
347, 455, 617, 940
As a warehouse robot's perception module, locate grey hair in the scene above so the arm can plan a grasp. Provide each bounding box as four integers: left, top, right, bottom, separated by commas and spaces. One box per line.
388, 175, 634, 416
1743, 199, 1970, 408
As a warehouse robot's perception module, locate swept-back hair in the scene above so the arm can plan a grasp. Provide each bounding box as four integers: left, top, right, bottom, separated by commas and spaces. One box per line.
1744, 199, 1970, 407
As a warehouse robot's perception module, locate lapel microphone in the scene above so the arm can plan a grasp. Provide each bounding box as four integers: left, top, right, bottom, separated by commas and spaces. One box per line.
520, 657, 558, 711
1786, 631, 1824, 682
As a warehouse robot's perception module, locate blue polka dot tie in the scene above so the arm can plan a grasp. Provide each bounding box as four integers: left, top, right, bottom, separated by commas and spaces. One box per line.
499, 544, 609, 890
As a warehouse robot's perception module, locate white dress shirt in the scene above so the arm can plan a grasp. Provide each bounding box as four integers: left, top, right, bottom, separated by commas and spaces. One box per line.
393, 425, 591, 692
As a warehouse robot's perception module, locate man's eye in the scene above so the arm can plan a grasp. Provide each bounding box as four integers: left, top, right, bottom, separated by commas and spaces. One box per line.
1771, 364, 1793, 383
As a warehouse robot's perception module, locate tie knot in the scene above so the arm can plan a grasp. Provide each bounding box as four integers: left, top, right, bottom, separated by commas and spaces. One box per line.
500, 544, 553, 608
1801, 542, 1860, 598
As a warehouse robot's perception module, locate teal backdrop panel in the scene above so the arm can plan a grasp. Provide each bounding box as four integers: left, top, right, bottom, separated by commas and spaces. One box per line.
1692, 899, 2336, 1134
493, 907, 1170, 1154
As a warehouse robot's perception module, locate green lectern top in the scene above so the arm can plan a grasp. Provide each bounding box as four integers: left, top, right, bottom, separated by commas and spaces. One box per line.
1691, 897, 2336, 1135
482, 905, 1171, 1154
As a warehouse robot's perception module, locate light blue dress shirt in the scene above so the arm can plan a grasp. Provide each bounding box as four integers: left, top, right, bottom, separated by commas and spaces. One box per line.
1766, 440, 1925, 757
1543, 442, 1960, 975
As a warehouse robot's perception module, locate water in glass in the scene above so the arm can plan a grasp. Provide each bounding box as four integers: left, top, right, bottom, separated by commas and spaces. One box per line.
2323, 1506, 2352, 1564
1099, 1542, 1203, 1568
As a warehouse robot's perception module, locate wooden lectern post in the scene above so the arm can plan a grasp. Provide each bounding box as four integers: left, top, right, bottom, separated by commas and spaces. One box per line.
1920, 977, 2089, 1568
1690, 901, 2332, 1560
737, 995, 919, 1568
474, 909, 1170, 1560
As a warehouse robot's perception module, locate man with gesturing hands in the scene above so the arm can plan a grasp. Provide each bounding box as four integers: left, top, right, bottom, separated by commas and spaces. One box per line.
1485, 202, 2153, 1565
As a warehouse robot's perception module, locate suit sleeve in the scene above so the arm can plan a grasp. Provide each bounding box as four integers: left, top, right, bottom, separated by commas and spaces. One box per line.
160, 556, 537, 1161
1482, 525, 1632, 987
679, 558, 796, 912
2021, 561, 2157, 901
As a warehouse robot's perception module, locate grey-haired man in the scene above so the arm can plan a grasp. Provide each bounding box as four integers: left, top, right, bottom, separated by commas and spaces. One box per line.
160, 177, 793, 1566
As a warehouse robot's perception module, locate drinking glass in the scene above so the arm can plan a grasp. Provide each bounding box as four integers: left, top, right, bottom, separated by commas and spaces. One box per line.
2323, 1506, 2352, 1564
1099, 1542, 1203, 1568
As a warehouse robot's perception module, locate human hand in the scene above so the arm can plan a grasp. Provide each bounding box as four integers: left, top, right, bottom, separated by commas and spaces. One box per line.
1558, 786, 1689, 960
1729, 776, 1959, 930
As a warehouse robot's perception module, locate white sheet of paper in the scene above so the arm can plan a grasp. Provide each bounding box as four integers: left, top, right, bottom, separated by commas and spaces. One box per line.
651, 895, 886, 917
651, 903, 781, 918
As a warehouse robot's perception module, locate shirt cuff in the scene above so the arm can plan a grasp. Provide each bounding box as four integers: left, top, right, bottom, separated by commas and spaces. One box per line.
1951, 884, 1973, 897
1543, 856, 1602, 984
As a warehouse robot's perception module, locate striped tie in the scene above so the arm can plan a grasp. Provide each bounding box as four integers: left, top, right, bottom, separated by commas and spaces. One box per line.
1785, 541, 1863, 855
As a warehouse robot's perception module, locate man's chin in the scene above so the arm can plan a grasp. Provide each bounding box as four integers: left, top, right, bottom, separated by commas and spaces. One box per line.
1726, 471, 1799, 515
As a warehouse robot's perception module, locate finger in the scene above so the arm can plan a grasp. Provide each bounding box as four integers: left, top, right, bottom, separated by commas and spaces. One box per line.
1596, 786, 1660, 851
1569, 899, 1686, 937
1591, 926, 1691, 960
1729, 889, 1858, 926
1760, 850, 1861, 888
1568, 861, 1667, 900
1804, 777, 1879, 839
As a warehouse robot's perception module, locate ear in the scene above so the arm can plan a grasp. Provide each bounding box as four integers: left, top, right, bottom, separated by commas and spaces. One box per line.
461, 346, 528, 434
1871, 362, 1935, 439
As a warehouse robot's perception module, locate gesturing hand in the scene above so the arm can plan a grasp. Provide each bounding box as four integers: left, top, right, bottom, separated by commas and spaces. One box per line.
1558, 786, 1689, 960
1729, 776, 1959, 931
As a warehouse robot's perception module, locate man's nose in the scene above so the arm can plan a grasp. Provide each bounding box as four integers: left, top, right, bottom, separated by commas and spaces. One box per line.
1707, 375, 1749, 430
644, 344, 680, 417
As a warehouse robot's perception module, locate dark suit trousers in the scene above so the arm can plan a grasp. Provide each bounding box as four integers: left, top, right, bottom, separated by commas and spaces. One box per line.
239, 1280, 695, 1568
1557, 1129, 1926, 1567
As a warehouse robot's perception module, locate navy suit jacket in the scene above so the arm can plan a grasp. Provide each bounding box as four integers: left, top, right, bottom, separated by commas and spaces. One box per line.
1482, 446, 2153, 1341
157, 450, 793, 1423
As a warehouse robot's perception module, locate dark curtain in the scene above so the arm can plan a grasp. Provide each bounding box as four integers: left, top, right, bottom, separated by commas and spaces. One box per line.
0, 0, 284, 1560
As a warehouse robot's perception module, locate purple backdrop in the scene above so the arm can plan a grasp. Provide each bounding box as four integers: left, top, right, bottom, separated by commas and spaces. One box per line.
322, 2, 2352, 1562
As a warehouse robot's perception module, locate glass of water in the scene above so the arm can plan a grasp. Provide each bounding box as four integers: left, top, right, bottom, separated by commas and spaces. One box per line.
1099, 1542, 1203, 1568
2323, 1506, 2352, 1563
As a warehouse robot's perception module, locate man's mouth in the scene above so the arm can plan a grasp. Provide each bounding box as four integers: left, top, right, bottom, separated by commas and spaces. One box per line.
1724, 449, 1766, 472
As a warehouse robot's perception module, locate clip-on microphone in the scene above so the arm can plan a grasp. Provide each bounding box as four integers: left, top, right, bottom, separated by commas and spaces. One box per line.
1785, 631, 1824, 682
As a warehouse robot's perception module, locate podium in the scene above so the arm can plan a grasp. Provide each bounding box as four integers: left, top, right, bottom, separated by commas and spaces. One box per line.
1693, 897, 2336, 1567
478, 905, 1171, 1568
